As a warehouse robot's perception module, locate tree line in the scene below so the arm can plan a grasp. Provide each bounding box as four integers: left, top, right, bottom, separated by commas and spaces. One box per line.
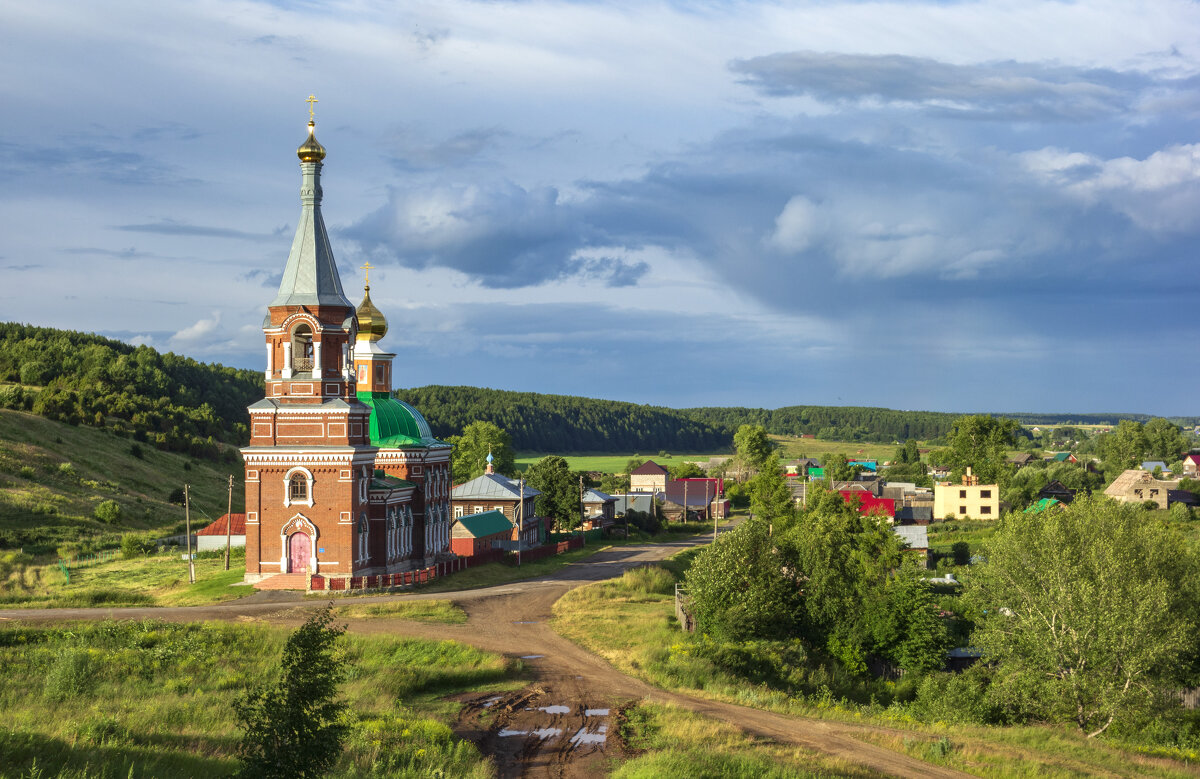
394, 385, 730, 453
0, 323, 262, 461
682, 405, 961, 443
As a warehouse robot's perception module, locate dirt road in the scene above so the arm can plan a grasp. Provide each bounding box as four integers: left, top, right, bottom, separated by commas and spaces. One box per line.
0, 536, 969, 778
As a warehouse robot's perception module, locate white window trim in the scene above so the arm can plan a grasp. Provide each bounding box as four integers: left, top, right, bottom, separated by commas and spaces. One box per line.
283, 466, 315, 508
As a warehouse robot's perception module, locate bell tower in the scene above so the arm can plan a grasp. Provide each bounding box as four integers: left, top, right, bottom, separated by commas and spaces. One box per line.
241, 100, 376, 582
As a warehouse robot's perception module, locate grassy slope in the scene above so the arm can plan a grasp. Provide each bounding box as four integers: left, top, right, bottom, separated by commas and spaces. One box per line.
0, 409, 242, 555
552, 563, 1200, 778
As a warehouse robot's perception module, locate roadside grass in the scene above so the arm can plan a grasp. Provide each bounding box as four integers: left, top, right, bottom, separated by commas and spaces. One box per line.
613, 702, 878, 778
554, 557, 1200, 779
333, 599, 467, 623
0, 547, 254, 609
0, 618, 512, 778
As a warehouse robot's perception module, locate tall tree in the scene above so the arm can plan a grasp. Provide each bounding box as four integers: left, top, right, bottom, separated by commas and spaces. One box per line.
944, 415, 1018, 486
447, 421, 515, 482
235, 605, 348, 778
733, 424, 775, 473
968, 496, 1200, 737
525, 455, 579, 531
1097, 420, 1149, 476
1144, 417, 1186, 462
670, 461, 705, 480
749, 466, 794, 525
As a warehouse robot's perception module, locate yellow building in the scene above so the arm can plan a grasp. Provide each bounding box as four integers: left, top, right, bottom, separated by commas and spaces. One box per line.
934, 467, 1000, 519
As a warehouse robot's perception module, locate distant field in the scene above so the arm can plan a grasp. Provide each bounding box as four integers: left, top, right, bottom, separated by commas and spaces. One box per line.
514, 452, 731, 474
514, 438, 912, 474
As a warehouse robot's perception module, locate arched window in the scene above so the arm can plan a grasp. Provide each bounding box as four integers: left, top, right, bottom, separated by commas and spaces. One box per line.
289, 472, 307, 502
283, 467, 314, 508
357, 512, 369, 563
292, 323, 314, 371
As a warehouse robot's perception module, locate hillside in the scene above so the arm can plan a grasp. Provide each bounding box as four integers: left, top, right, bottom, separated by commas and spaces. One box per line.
0, 322, 263, 461
394, 385, 731, 453
0, 409, 242, 556
682, 405, 960, 442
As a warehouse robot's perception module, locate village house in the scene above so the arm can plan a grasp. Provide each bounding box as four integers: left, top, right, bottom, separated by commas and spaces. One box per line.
892, 525, 930, 567
196, 513, 246, 551
662, 479, 719, 522
1103, 469, 1177, 509
450, 510, 513, 557
581, 488, 617, 529
451, 456, 544, 548
933, 467, 1000, 519
629, 460, 670, 493
1183, 453, 1200, 478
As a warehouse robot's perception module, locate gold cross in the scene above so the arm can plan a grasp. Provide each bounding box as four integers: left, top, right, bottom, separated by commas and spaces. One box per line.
360, 261, 374, 285
306, 94, 318, 121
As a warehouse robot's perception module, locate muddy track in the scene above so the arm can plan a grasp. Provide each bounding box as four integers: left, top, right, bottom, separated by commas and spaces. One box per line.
0, 535, 970, 778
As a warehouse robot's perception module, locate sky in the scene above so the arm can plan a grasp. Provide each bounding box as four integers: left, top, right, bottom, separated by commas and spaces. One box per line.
2, 0, 1198, 416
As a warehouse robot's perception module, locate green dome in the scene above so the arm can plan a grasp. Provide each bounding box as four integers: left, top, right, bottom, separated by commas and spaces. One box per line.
357, 392, 445, 448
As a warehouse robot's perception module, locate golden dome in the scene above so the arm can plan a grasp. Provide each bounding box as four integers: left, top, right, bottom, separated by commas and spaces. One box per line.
297, 120, 326, 162
356, 285, 388, 341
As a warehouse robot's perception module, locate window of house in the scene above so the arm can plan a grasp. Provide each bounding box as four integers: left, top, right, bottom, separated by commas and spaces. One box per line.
959, 489, 967, 498
980, 490, 991, 498
454, 505, 464, 518
959, 506, 967, 514
980, 505, 992, 515
289, 473, 308, 502
474, 505, 483, 515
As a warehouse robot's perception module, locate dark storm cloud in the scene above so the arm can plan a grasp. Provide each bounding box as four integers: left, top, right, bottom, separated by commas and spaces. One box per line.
731, 52, 1153, 121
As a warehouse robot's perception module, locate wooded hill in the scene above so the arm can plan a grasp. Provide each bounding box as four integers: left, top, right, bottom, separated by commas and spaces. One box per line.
394, 385, 730, 453
681, 405, 959, 443
0, 323, 262, 461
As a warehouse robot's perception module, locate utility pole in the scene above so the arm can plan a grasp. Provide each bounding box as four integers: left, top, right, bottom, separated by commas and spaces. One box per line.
579, 475, 585, 537
517, 479, 524, 567
184, 484, 195, 584
683, 479, 689, 525
224, 474, 233, 571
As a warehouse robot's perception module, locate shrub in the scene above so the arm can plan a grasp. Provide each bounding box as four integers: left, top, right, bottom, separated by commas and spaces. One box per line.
18, 466, 34, 479
129, 443, 144, 459
168, 487, 185, 505
43, 649, 99, 701
911, 665, 1002, 725
93, 500, 122, 524
951, 541, 970, 566
56, 462, 74, 476
120, 534, 153, 559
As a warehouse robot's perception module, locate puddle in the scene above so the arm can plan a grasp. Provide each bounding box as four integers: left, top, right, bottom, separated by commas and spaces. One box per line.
512, 620, 538, 624
498, 729, 527, 738
520, 655, 544, 659
532, 727, 562, 740
584, 708, 609, 716
569, 725, 608, 747
481, 697, 502, 708
538, 705, 570, 715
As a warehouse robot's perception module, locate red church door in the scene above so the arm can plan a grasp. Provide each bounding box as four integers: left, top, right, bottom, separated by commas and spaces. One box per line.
288, 532, 310, 573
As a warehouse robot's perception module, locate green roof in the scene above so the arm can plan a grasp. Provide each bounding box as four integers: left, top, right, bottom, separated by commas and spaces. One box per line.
809, 467, 825, 478
370, 473, 417, 491
454, 509, 513, 538
357, 392, 448, 448
1024, 498, 1061, 513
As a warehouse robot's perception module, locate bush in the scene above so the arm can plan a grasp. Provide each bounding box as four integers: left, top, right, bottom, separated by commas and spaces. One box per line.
120, 534, 153, 559
951, 541, 970, 566
93, 500, 122, 524
911, 665, 1002, 725
18, 466, 34, 479
168, 487, 185, 505
129, 443, 144, 459
43, 649, 99, 701
56, 462, 74, 476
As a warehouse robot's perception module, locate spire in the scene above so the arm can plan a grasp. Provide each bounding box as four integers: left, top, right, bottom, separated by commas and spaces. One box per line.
485, 452, 495, 475
270, 98, 351, 309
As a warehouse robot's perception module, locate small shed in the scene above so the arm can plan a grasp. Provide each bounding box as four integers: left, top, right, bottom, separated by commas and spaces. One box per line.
892, 524, 929, 566
451, 510, 514, 557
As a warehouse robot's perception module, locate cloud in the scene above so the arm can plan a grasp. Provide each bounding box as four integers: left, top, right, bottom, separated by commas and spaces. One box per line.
0, 140, 191, 186
387, 127, 511, 171
170, 312, 221, 347
768, 196, 824, 253
1019, 143, 1200, 232
115, 220, 288, 241
731, 52, 1153, 121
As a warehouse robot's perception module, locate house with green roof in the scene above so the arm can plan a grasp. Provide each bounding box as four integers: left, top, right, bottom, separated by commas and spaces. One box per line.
450, 510, 514, 556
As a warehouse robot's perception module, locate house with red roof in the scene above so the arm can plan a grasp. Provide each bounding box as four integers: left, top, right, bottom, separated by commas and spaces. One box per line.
838, 490, 895, 520
196, 513, 246, 551
1183, 453, 1200, 478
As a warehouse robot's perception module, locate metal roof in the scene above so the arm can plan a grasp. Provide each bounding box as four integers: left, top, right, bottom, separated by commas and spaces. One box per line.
269, 157, 353, 309
452, 473, 541, 500
892, 525, 928, 549
583, 488, 615, 504
453, 509, 513, 538
357, 392, 448, 449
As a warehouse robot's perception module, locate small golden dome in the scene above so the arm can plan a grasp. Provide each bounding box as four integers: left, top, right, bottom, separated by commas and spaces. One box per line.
356, 285, 388, 341
297, 120, 326, 162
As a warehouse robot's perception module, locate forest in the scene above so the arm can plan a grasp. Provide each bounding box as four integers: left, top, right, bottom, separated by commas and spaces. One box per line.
394, 385, 730, 453
0, 323, 261, 461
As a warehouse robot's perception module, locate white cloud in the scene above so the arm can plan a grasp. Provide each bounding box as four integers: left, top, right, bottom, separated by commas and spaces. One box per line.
169, 312, 221, 347
768, 196, 824, 253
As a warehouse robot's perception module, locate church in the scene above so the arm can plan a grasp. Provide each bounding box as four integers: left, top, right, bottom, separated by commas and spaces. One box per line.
240, 108, 453, 583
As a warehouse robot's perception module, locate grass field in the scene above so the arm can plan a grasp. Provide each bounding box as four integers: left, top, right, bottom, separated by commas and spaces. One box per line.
0, 409, 242, 556
0, 618, 512, 778
0, 547, 254, 609
551, 557, 1200, 778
